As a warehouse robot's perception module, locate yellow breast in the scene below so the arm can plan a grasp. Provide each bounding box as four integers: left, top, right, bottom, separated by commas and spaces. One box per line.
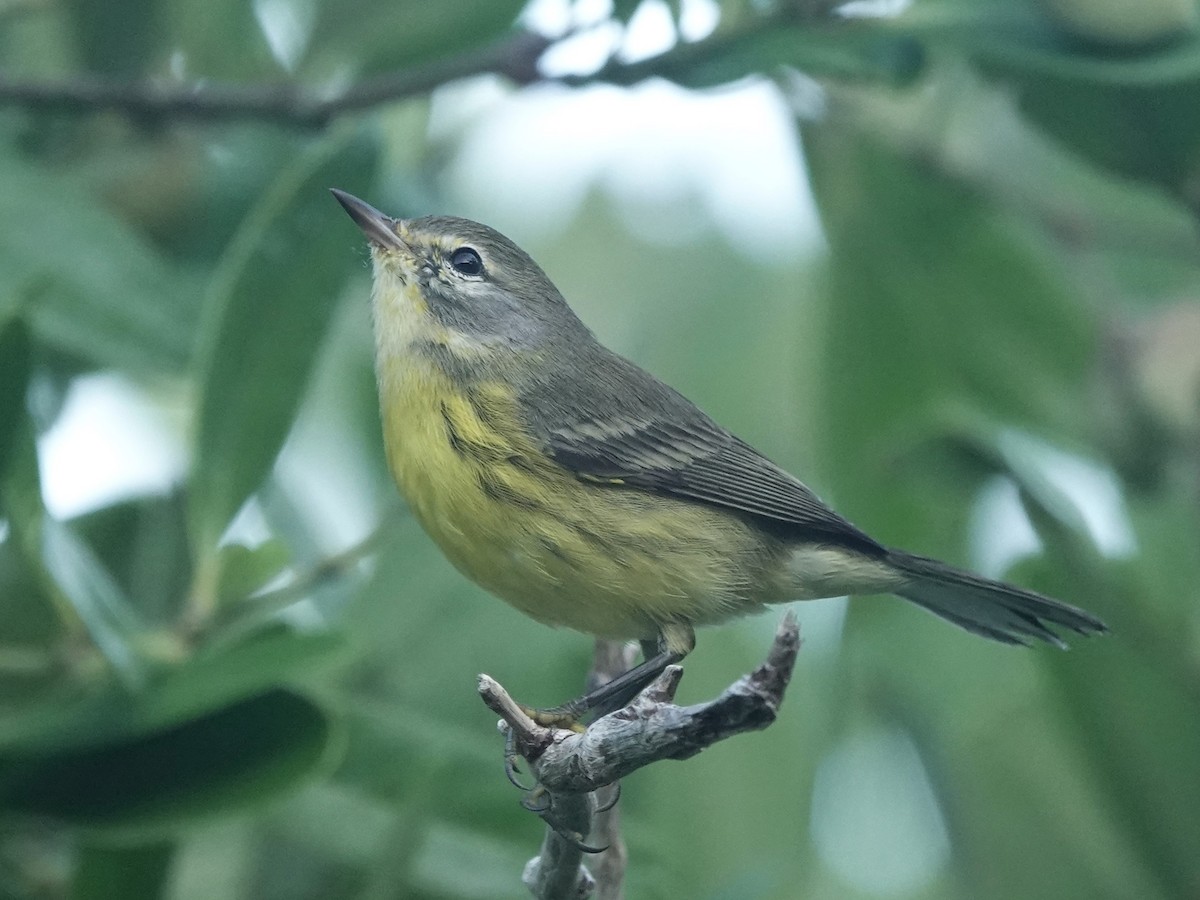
375, 350, 788, 641
369, 265, 787, 639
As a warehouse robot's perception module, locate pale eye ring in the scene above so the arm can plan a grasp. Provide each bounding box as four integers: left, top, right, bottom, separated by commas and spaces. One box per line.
449, 247, 484, 277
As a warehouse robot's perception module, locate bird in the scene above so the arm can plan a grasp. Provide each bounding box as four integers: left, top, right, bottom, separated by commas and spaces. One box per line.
331, 188, 1107, 724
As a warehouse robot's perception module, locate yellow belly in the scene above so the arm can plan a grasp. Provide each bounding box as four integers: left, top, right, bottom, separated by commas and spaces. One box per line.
377, 357, 789, 641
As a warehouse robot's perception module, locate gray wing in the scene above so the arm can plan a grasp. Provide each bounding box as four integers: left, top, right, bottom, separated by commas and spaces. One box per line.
539, 403, 885, 557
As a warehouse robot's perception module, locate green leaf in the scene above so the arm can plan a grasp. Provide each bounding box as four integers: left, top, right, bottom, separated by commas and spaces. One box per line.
0, 521, 61, 654
894, 1, 1200, 191
61, 0, 161, 77
304, 0, 527, 79
38, 515, 150, 690
609, 23, 925, 89
0, 396, 69, 657
0, 156, 196, 377
147, 629, 346, 734
160, 0, 278, 78
73, 493, 193, 629
216, 539, 292, 606
953, 11, 1200, 86
72, 841, 176, 900
953, 419, 1200, 895
0, 316, 31, 483
972, 47, 1200, 192
1042, 600, 1200, 897
0, 629, 345, 755
804, 126, 1093, 549
611, 0, 645, 24
333, 699, 501, 828
0, 688, 334, 832
2, 442, 153, 690
187, 125, 378, 573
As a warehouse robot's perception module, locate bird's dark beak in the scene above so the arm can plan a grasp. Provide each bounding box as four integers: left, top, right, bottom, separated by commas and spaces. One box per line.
330, 189, 406, 251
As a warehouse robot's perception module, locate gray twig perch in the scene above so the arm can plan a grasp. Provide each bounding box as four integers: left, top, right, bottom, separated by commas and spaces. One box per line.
479, 612, 801, 899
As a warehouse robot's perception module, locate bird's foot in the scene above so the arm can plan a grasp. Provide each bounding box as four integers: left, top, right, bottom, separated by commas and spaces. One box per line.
503, 728, 536, 790
500, 697, 586, 790
520, 785, 611, 854
517, 701, 588, 733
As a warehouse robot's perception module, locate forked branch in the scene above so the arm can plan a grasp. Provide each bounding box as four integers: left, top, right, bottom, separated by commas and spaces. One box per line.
478, 613, 801, 899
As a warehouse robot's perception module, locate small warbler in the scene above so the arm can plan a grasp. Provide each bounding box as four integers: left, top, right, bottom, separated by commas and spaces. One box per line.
332, 189, 1106, 720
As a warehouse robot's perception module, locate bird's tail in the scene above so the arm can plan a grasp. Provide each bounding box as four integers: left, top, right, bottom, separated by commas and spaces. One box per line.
887, 550, 1107, 647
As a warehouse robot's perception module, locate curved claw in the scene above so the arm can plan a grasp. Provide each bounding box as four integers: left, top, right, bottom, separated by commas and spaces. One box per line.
594, 782, 621, 814
520, 786, 552, 814
504, 728, 535, 791
519, 788, 607, 853
505, 754, 534, 791
560, 833, 609, 855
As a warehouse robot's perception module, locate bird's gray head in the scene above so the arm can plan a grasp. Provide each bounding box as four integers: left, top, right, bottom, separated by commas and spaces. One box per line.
331, 190, 589, 352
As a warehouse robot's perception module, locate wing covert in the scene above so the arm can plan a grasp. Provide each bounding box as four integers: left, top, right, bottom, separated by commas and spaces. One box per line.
543, 414, 884, 555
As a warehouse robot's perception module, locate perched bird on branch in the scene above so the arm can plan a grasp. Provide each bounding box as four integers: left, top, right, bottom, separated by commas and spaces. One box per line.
333, 189, 1107, 724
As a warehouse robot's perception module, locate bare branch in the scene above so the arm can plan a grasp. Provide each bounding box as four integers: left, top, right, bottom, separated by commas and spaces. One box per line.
584, 640, 637, 900
479, 613, 801, 899
521, 794, 597, 900
201, 512, 400, 651
0, 3, 855, 127
0, 30, 549, 127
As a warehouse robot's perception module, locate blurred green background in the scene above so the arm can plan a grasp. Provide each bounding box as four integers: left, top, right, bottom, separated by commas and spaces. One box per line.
2, 0, 1200, 897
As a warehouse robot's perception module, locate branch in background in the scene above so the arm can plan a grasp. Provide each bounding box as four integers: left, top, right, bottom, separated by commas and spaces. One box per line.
0, 30, 549, 127
0, 2, 852, 127
203, 515, 398, 651
479, 613, 801, 900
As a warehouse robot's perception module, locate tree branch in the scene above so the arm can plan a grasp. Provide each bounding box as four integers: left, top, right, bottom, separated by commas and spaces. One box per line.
581, 639, 637, 900
0, 30, 550, 127
479, 613, 801, 899
0, 3, 856, 127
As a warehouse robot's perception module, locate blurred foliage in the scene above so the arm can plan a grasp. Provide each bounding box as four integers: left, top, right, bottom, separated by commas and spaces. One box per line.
1, 0, 1200, 898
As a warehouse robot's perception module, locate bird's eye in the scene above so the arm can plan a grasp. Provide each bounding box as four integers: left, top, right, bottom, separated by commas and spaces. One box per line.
449, 247, 484, 277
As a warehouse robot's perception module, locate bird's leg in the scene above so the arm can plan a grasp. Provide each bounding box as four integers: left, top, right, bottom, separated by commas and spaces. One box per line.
521, 623, 695, 729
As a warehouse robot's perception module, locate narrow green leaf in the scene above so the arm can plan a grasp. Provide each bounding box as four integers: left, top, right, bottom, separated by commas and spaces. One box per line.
960, 19, 1200, 86
0, 397, 76, 654
161, 0, 277, 78
0, 316, 31, 481
1044, 608, 1200, 897
61, 0, 161, 77
305, 0, 527, 79
674, 27, 924, 89
2, 418, 151, 684
805, 126, 1093, 548
72, 841, 176, 900
73, 493, 193, 628
0, 519, 61, 652
216, 539, 291, 606
39, 516, 150, 690
0, 156, 195, 376
891, 1, 1200, 191
889, 0, 1200, 85
0, 629, 344, 755
0, 689, 333, 832
960, 425, 1200, 895
188, 125, 377, 570
975, 65, 1200, 192
143, 629, 346, 732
